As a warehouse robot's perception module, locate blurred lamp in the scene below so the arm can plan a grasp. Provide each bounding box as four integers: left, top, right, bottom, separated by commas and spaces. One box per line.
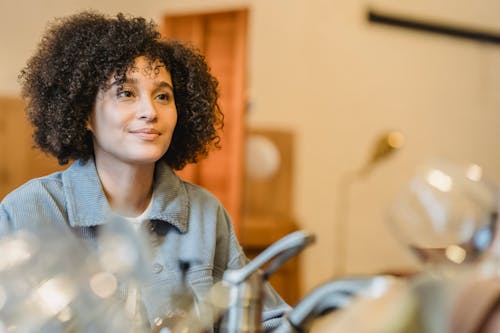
335, 130, 405, 276
359, 131, 405, 176
245, 135, 281, 180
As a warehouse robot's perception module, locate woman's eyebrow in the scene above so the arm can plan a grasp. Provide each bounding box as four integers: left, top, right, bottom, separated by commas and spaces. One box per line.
109, 78, 136, 88
118, 78, 139, 86
109, 78, 173, 92
156, 81, 174, 91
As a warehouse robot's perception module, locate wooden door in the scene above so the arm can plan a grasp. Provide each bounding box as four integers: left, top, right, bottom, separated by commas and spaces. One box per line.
162, 10, 247, 232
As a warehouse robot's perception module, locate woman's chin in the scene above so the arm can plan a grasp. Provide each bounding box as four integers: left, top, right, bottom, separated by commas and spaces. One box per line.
122, 153, 164, 166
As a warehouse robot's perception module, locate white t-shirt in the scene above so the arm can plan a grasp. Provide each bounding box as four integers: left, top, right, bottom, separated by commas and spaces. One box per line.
124, 198, 153, 232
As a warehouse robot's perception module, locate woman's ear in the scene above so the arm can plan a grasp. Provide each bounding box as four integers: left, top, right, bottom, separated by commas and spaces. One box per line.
85, 119, 93, 132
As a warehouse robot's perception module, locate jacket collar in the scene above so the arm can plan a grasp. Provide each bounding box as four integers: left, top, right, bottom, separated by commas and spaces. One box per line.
62, 158, 189, 233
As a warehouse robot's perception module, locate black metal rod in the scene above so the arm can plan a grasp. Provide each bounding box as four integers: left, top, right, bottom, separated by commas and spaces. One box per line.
367, 8, 500, 45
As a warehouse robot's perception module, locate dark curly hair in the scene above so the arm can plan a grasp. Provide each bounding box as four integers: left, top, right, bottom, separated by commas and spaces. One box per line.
19, 11, 222, 169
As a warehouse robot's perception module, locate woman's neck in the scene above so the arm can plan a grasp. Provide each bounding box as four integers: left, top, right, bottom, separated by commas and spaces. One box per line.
95, 158, 155, 217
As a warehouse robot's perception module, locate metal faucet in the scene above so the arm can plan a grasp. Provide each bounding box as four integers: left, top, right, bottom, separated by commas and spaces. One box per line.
273, 275, 393, 333
219, 231, 315, 333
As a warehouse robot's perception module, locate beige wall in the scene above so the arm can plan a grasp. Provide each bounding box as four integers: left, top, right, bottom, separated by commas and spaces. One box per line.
1, 0, 500, 295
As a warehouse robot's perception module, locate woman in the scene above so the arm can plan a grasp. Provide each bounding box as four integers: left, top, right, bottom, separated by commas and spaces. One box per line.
0, 11, 289, 331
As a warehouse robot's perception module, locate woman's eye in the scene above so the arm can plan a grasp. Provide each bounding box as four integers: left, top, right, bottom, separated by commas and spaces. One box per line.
117, 89, 133, 98
156, 93, 172, 102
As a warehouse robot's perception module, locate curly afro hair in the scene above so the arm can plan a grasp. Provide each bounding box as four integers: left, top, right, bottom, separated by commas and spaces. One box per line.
19, 11, 222, 169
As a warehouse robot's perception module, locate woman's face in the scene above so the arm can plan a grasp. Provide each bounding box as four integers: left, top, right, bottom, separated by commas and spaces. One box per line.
88, 56, 177, 167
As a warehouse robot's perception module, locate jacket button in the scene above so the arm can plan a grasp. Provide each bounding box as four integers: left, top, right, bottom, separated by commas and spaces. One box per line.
152, 263, 163, 274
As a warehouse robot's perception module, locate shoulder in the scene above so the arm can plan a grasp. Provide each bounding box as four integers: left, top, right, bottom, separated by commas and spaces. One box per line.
2, 171, 64, 205
1, 171, 67, 230
180, 180, 232, 231
179, 181, 242, 247
177, 178, 236, 234
180, 180, 236, 231
182, 180, 223, 207
154, 164, 223, 211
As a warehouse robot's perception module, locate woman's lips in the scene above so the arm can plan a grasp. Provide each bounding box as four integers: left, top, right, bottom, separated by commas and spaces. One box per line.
129, 128, 161, 140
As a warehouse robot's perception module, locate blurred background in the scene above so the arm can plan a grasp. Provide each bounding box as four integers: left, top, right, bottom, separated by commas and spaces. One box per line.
1, 0, 500, 304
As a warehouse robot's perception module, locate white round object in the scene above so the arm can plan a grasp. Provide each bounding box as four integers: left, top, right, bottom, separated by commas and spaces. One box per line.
245, 135, 281, 180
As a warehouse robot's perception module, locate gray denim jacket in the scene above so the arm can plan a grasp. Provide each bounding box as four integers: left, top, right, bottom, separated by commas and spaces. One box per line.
0, 158, 290, 331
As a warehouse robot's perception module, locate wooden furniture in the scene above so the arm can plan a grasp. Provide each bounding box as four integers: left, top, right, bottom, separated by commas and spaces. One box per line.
0, 97, 64, 199
240, 214, 301, 306
239, 129, 301, 306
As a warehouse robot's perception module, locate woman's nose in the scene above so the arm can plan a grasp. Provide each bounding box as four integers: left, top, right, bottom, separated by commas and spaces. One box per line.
137, 98, 157, 120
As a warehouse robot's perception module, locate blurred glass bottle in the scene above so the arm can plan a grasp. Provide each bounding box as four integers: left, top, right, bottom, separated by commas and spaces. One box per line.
387, 158, 498, 272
